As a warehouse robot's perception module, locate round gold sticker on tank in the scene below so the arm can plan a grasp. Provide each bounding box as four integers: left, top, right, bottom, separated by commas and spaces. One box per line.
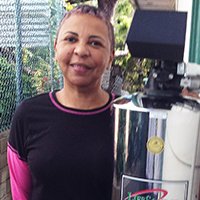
147, 136, 164, 154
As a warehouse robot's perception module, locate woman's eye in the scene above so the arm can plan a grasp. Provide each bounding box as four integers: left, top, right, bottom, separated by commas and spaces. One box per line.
90, 41, 102, 47
65, 37, 77, 43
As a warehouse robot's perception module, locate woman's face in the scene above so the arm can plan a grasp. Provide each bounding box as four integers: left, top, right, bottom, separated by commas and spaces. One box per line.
54, 14, 114, 90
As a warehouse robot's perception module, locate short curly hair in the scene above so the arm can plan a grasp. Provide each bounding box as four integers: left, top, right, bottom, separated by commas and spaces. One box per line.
55, 4, 115, 51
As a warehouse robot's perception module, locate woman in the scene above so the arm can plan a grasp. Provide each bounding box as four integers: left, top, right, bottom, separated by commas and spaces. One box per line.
7, 5, 115, 200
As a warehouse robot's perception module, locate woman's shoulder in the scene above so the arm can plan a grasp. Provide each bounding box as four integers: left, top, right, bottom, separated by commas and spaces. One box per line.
14, 92, 51, 116
23, 92, 49, 104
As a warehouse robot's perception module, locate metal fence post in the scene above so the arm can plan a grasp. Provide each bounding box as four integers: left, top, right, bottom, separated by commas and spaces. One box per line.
49, 19, 54, 91
57, 0, 64, 89
15, 0, 23, 105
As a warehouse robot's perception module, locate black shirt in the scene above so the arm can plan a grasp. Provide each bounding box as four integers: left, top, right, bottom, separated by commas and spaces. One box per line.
9, 91, 114, 200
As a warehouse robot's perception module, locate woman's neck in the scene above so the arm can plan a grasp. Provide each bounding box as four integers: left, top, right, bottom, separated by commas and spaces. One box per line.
56, 86, 109, 110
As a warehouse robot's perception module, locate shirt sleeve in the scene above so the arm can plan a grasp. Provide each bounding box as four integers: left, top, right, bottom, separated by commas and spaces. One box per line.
7, 100, 32, 199
7, 144, 32, 200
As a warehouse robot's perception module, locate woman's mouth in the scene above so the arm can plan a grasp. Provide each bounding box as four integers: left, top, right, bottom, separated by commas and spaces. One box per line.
71, 64, 91, 73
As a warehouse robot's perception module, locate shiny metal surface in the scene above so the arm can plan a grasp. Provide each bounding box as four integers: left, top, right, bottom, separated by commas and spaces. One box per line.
112, 94, 200, 200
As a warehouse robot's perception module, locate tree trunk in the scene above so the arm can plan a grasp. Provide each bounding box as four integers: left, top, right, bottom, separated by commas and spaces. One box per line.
98, 0, 118, 20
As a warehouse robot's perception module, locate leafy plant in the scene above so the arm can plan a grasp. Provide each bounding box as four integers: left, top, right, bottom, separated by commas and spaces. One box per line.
112, 0, 151, 93
0, 57, 16, 131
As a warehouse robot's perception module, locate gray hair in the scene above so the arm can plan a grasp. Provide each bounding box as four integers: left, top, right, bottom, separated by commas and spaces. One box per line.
55, 4, 115, 51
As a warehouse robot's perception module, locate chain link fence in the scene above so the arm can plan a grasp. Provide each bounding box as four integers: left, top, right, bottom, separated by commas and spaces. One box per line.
0, 0, 64, 132
0, 0, 128, 133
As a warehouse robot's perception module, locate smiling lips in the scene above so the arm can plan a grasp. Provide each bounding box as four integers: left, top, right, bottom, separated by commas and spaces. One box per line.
71, 64, 91, 74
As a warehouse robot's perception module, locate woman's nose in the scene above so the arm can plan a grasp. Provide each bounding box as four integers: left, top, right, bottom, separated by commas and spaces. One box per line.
74, 42, 90, 57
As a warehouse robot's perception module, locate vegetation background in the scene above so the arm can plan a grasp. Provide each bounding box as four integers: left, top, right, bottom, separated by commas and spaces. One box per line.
0, 0, 151, 132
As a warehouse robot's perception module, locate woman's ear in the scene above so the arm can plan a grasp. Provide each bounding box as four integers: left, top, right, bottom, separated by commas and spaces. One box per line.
54, 39, 58, 61
54, 39, 57, 51
108, 50, 115, 68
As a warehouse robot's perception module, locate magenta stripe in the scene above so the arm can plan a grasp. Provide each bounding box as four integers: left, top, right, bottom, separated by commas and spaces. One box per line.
7, 143, 26, 162
49, 92, 114, 115
7, 143, 18, 153
7, 144, 32, 200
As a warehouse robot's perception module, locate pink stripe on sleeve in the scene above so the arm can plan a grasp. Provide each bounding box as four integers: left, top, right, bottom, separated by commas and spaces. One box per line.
7, 144, 32, 200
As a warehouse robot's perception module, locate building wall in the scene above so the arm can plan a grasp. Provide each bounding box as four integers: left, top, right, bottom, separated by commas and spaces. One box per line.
0, 131, 11, 200
176, 0, 193, 62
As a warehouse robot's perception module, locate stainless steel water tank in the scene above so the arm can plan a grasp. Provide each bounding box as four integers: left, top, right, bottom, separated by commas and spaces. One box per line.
112, 94, 200, 200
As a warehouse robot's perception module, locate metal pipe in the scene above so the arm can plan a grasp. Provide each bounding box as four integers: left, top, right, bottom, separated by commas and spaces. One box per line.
187, 113, 200, 199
